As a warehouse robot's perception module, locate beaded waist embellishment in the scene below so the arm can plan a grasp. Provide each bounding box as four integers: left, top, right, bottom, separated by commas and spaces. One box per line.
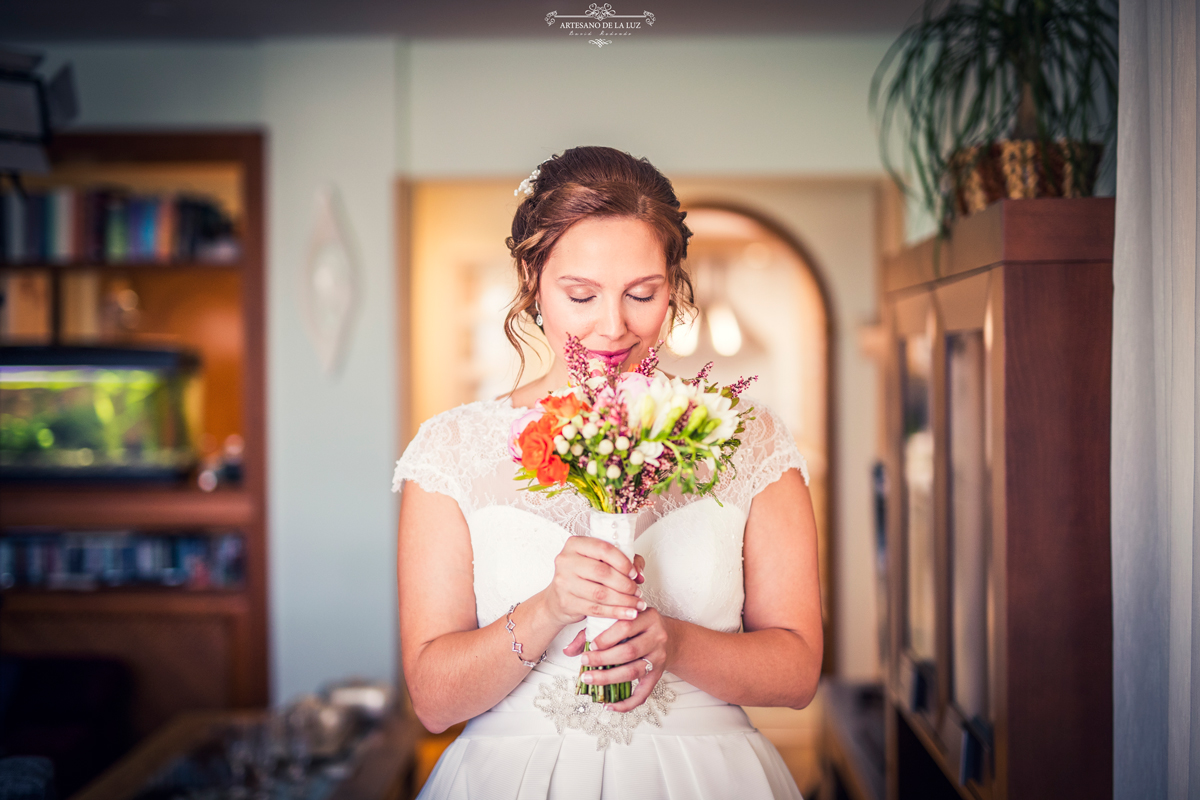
532, 674, 677, 750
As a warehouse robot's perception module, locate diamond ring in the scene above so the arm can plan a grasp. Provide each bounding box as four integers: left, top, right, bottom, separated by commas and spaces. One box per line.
641, 657, 653, 673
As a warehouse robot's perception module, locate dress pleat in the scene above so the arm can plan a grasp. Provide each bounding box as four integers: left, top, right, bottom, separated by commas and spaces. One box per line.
604, 737, 671, 799
515, 737, 565, 800
419, 729, 804, 800
547, 735, 605, 800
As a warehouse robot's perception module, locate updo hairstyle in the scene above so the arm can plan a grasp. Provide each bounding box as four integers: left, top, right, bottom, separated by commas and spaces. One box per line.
504, 146, 696, 388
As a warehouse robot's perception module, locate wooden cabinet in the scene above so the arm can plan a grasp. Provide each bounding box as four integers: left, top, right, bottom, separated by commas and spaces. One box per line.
880, 199, 1113, 800
0, 132, 268, 736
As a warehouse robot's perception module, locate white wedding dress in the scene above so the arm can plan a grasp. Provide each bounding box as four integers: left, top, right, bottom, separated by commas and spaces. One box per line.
391, 395, 810, 800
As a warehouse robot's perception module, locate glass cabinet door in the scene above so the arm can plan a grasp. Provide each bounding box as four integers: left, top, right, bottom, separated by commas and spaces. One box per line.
947, 330, 990, 725
900, 334, 935, 666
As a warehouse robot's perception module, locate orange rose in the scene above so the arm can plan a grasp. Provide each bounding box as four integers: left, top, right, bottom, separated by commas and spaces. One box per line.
538, 454, 569, 485
542, 393, 587, 422
532, 412, 565, 438
519, 423, 555, 471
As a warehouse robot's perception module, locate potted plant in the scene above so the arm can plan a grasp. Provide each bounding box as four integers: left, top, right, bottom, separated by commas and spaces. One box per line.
870, 0, 1118, 236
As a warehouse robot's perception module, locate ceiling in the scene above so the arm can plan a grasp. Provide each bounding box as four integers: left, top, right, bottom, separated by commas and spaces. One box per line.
0, 0, 924, 40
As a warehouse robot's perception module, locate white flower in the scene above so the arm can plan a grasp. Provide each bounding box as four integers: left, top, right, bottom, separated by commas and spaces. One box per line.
606, 465, 621, 479
562, 424, 578, 440
615, 436, 630, 451
630, 450, 645, 465
702, 412, 739, 444
555, 437, 570, 455
586, 375, 608, 391
634, 394, 657, 432
598, 438, 614, 455
572, 414, 585, 428
586, 460, 599, 476
582, 423, 599, 439
550, 385, 584, 400
693, 391, 738, 444
649, 393, 691, 439
635, 441, 664, 460
571, 443, 584, 456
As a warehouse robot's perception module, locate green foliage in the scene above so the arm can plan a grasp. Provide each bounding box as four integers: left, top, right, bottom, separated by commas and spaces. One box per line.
869, 0, 1118, 234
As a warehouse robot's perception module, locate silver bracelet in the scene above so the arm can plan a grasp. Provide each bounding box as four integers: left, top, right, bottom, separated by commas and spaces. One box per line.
506, 602, 547, 668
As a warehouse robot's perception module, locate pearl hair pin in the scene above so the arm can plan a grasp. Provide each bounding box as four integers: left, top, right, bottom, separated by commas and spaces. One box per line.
515, 156, 554, 197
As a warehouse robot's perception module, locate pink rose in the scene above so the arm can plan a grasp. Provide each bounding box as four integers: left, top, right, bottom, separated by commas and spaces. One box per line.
509, 407, 544, 463
617, 372, 652, 411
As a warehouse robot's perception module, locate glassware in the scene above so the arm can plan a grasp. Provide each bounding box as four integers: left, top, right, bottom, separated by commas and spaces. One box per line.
284, 697, 320, 793
224, 724, 253, 799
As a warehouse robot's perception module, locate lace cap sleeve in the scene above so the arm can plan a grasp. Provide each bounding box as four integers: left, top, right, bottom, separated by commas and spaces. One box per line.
390, 409, 471, 511
728, 397, 810, 511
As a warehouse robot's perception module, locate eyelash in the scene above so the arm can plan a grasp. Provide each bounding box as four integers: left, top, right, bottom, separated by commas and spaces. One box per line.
569, 294, 656, 304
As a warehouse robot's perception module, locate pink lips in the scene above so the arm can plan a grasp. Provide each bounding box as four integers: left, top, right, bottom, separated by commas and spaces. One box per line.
588, 347, 633, 368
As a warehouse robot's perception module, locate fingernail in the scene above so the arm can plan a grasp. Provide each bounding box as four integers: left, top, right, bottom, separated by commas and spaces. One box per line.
625, 608, 638, 619
635, 586, 643, 598
628, 567, 638, 579
637, 600, 647, 611
581, 655, 590, 666
604, 704, 614, 711
582, 673, 594, 684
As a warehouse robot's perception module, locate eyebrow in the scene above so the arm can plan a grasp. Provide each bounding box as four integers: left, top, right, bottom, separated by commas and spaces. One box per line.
557, 274, 667, 290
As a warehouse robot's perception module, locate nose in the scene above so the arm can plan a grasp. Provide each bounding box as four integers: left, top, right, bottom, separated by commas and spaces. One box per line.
595, 293, 627, 341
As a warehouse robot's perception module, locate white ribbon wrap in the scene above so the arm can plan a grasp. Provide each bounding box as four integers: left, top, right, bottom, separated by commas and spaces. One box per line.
584, 509, 639, 642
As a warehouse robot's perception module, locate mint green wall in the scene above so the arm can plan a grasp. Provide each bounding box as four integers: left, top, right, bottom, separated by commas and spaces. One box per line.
405, 36, 894, 177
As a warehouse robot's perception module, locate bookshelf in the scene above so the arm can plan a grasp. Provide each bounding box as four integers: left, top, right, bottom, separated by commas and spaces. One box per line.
0, 131, 268, 738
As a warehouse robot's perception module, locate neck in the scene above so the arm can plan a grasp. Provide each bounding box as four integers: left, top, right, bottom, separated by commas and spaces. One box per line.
509, 358, 570, 407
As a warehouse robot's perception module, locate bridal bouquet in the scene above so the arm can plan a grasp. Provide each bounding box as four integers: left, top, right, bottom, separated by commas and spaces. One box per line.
509, 334, 756, 704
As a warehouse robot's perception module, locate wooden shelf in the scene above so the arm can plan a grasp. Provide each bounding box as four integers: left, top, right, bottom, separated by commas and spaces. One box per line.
0, 260, 244, 272
1, 129, 269, 738
1, 589, 249, 615
0, 485, 255, 529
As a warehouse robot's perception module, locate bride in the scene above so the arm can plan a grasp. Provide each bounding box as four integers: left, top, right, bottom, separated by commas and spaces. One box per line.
393, 146, 822, 799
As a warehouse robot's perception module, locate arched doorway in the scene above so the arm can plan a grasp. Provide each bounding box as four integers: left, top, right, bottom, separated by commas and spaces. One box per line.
662, 204, 835, 675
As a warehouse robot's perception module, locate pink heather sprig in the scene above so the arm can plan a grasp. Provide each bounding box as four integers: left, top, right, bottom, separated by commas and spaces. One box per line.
684, 361, 713, 386
563, 334, 592, 389
633, 341, 662, 377
563, 333, 664, 405
727, 374, 758, 398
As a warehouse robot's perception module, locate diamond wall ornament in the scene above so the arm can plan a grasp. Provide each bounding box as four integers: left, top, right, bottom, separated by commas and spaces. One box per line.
299, 185, 359, 376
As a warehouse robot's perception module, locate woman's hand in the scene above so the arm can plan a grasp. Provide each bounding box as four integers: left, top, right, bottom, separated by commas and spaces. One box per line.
561, 573, 674, 712
541, 537, 646, 629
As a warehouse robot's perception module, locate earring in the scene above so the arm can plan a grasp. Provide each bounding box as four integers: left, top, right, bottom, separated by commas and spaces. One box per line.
534, 301, 543, 328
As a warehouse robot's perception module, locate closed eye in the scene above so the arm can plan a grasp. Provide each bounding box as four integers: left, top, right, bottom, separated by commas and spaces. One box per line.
568, 294, 657, 304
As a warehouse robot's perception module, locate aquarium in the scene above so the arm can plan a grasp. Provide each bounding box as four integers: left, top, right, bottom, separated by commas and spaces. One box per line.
0, 346, 202, 481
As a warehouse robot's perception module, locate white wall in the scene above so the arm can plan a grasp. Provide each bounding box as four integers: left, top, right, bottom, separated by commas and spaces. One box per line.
36, 39, 402, 705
